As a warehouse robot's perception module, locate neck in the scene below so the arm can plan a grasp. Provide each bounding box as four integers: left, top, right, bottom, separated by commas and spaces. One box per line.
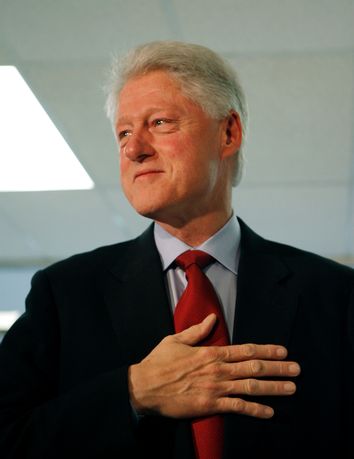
156, 208, 233, 247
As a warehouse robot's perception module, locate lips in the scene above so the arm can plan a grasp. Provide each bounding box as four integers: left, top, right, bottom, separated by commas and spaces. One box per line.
134, 170, 164, 180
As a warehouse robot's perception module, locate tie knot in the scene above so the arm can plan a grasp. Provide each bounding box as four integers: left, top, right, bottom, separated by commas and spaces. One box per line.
175, 250, 214, 271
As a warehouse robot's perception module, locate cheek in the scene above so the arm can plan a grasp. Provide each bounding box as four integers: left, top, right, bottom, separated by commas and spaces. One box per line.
155, 135, 184, 157
119, 159, 132, 197
156, 134, 198, 169
119, 153, 130, 178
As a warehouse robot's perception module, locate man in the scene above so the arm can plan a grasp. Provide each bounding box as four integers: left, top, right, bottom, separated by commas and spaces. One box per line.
0, 41, 353, 459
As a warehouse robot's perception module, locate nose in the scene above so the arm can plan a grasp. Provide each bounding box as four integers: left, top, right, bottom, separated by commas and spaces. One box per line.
122, 132, 155, 163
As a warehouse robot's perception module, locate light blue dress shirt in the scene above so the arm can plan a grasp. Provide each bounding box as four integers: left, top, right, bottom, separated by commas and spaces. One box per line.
154, 216, 241, 340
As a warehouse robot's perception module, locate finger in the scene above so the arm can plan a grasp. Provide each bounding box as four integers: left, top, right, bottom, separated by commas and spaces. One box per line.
216, 343, 289, 363
216, 397, 274, 419
223, 359, 301, 380
175, 313, 217, 346
222, 378, 297, 397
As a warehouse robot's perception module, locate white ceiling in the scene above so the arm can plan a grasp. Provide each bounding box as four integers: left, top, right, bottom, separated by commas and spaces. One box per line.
0, 0, 353, 266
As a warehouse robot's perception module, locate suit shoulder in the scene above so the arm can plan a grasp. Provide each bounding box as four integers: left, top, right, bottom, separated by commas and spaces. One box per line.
265, 238, 354, 281
42, 238, 139, 278
239, 219, 353, 278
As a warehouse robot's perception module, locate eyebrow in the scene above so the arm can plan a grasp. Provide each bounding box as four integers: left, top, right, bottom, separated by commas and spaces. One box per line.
116, 107, 178, 126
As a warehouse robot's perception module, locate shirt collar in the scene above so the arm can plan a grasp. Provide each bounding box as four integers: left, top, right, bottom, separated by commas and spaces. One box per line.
154, 215, 241, 274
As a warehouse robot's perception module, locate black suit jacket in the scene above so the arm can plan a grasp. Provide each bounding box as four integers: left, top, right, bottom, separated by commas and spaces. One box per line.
0, 219, 353, 458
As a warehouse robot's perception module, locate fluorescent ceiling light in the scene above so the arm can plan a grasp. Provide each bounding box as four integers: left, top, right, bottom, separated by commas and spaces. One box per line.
0, 66, 94, 191
0, 310, 21, 331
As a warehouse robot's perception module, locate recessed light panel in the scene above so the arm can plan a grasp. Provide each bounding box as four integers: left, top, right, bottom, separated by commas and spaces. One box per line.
0, 66, 94, 191
0, 310, 21, 331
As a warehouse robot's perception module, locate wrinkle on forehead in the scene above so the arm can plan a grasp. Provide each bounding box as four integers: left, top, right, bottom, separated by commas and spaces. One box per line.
116, 71, 202, 127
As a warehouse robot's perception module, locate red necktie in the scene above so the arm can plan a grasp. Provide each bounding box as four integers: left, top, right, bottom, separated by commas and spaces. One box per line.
173, 250, 229, 459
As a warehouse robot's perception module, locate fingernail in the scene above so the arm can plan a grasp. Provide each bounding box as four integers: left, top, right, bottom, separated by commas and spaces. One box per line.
284, 382, 296, 393
289, 363, 300, 374
276, 347, 287, 357
264, 407, 274, 418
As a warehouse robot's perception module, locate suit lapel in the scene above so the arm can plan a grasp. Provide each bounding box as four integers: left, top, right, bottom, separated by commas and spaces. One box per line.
103, 225, 175, 364
232, 219, 299, 347
224, 219, 300, 457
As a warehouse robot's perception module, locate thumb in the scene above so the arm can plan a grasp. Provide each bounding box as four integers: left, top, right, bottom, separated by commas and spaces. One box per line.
175, 314, 217, 346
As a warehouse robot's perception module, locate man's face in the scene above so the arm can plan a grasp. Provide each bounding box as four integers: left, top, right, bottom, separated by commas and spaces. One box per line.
116, 70, 232, 225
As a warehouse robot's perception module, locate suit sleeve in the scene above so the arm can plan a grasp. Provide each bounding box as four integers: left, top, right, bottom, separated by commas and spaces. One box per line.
0, 269, 139, 459
348, 286, 354, 353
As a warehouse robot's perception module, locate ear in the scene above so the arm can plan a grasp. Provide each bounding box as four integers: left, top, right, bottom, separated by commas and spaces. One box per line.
220, 110, 243, 159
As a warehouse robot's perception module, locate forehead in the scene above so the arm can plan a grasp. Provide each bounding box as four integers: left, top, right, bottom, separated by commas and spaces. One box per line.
116, 71, 190, 119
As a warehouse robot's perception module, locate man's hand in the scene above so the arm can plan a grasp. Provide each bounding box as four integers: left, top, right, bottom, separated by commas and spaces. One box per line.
128, 313, 301, 419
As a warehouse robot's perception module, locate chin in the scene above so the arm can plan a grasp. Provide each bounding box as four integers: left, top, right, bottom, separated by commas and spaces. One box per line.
133, 202, 181, 224
129, 200, 164, 220
127, 190, 188, 222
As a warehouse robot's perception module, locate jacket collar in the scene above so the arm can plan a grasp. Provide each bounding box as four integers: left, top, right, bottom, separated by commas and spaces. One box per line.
104, 219, 299, 356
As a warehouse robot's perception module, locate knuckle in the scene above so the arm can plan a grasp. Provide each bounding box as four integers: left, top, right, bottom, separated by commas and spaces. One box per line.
233, 398, 246, 413
244, 343, 256, 357
223, 346, 231, 361
198, 347, 210, 360
203, 380, 219, 394
162, 335, 173, 344
245, 378, 259, 394
198, 346, 216, 362
197, 395, 212, 411
216, 397, 228, 412
279, 362, 286, 376
209, 362, 222, 378
250, 359, 263, 375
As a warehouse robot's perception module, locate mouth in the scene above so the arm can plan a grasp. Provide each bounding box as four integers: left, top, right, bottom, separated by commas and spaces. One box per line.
134, 170, 164, 181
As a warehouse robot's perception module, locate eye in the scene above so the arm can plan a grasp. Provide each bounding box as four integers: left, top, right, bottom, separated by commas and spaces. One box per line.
152, 118, 176, 127
118, 130, 131, 141
153, 119, 167, 126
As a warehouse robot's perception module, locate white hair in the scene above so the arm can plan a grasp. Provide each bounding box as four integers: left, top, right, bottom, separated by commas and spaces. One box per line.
105, 41, 249, 186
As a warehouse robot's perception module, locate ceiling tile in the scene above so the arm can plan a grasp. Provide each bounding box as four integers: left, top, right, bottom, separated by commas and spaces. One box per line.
233, 53, 354, 184
0, 190, 129, 261
0, 267, 37, 311
174, 0, 354, 53
0, 0, 173, 61
233, 183, 352, 260
103, 187, 152, 238
0, 210, 41, 259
